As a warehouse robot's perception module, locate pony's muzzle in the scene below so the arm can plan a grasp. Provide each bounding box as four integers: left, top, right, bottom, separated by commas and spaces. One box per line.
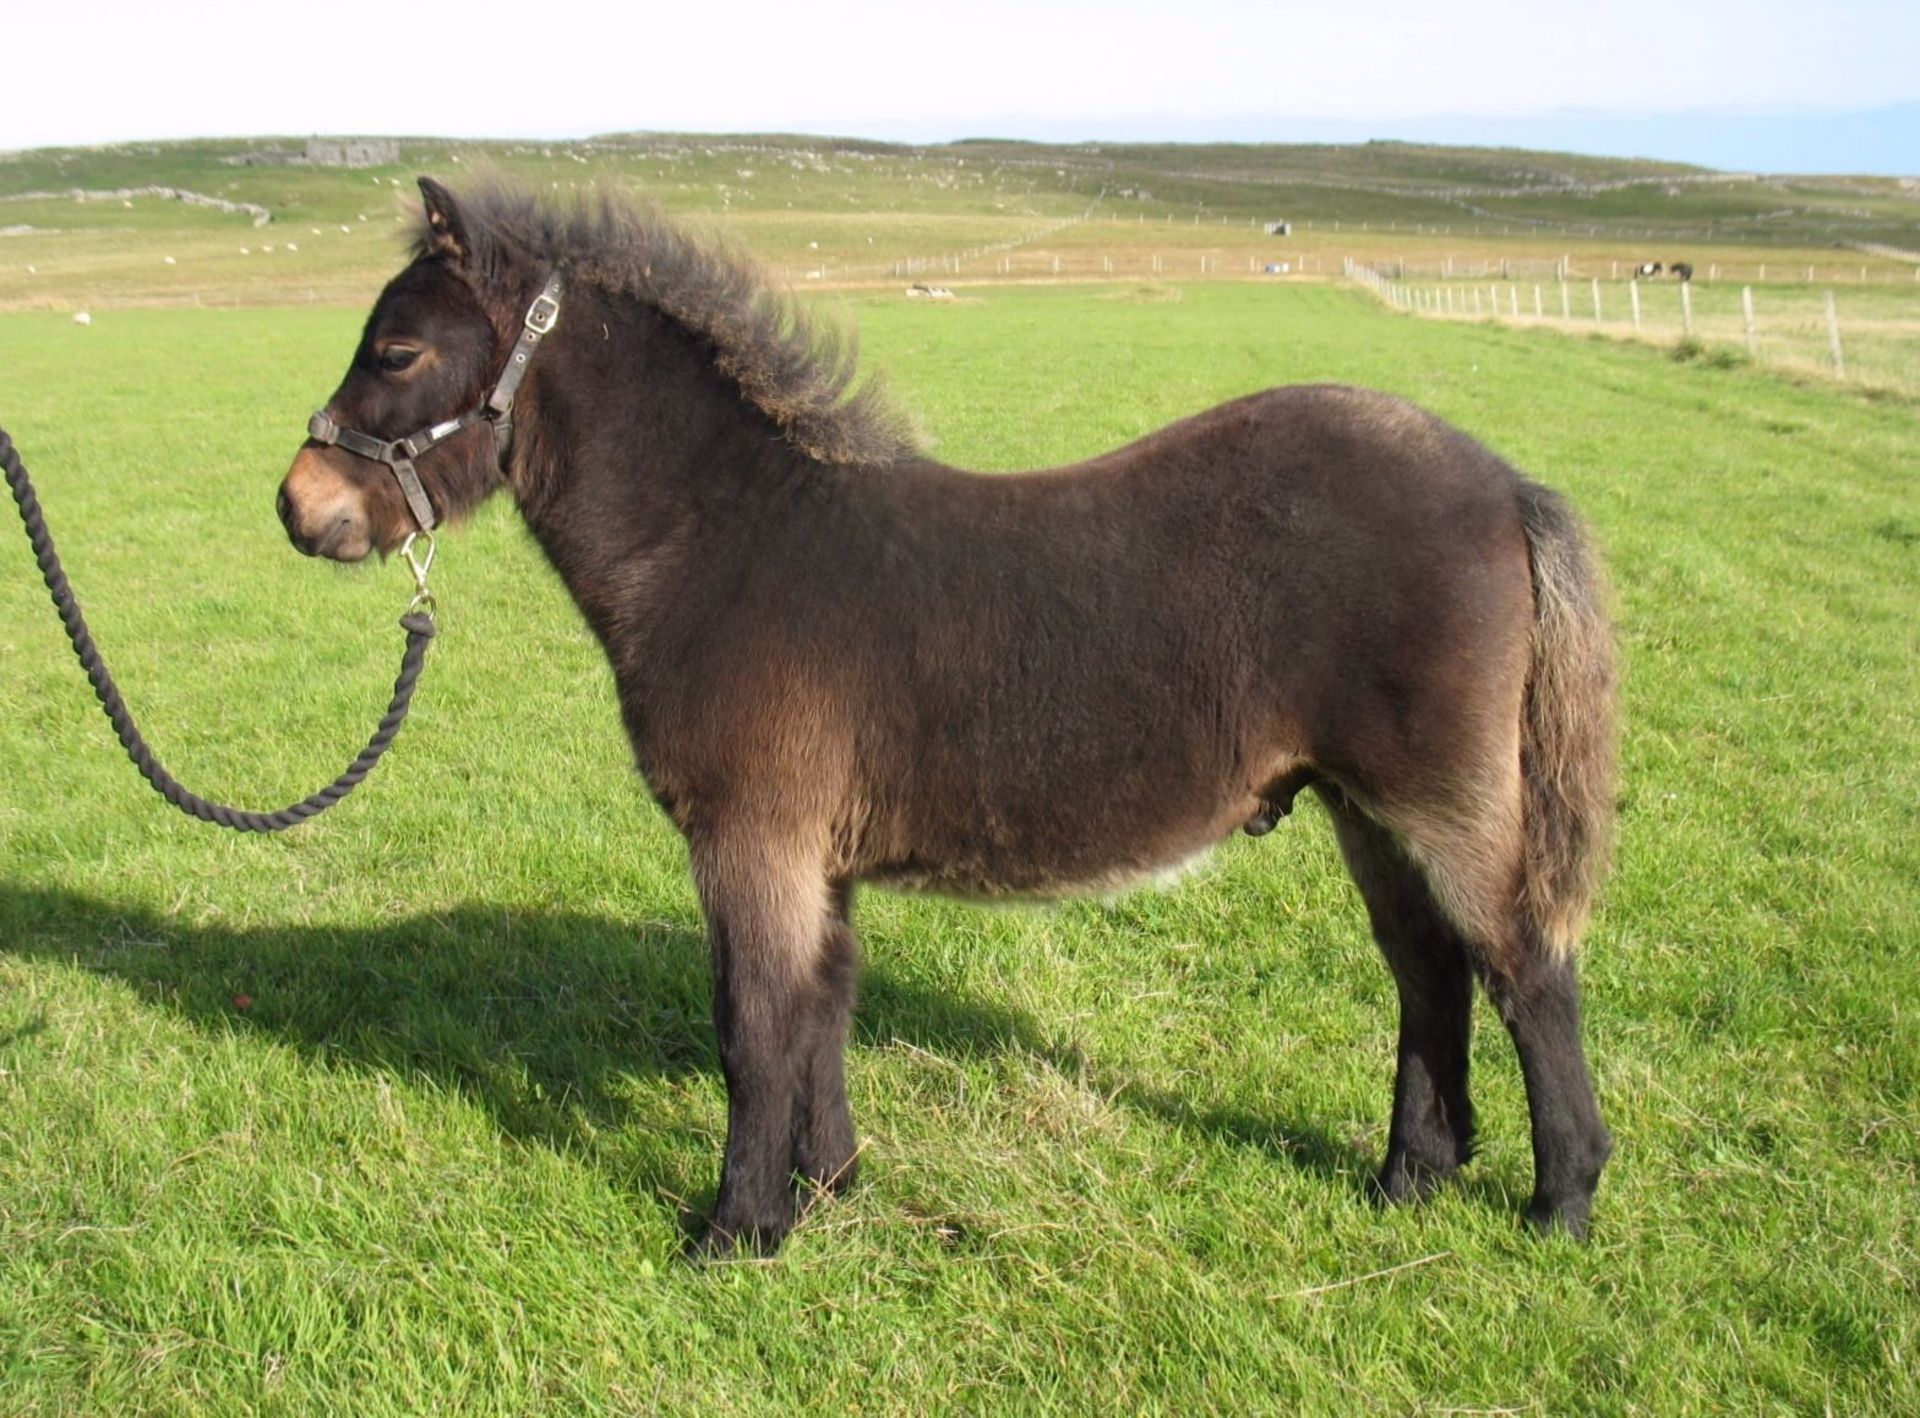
278, 447, 374, 562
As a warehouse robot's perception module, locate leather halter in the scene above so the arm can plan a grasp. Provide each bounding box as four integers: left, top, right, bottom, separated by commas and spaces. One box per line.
306, 273, 564, 532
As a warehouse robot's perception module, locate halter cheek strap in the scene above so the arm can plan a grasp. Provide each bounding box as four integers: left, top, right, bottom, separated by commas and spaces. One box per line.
305, 272, 564, 533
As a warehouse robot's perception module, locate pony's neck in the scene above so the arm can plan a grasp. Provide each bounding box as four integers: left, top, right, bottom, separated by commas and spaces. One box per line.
505, 280, 831, 666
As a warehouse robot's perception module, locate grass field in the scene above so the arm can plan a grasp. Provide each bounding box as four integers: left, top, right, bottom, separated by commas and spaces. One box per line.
2, 276, 1915, 1412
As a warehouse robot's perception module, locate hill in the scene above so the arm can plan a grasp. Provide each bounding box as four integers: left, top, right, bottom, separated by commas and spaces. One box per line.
3, 133, 1916, 313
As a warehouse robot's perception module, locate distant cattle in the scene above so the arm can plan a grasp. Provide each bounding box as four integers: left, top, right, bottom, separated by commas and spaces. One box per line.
1668, 262, 1694, 282
1632, 262, 1663, 279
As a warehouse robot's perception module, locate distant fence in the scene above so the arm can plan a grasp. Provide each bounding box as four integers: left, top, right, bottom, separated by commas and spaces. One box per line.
1348, 260, 1920, 395
795, 209, 1919, 291
1361, 253, 1920, 286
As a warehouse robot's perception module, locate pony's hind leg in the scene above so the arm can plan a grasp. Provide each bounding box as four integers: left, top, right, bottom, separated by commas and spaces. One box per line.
1483, 939, 1612, 1237
1365, 792, 1612, 1238
1325, 797, 1477, 1203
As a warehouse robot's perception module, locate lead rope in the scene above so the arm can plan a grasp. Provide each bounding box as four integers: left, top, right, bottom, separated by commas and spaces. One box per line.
2, 421, 437, 833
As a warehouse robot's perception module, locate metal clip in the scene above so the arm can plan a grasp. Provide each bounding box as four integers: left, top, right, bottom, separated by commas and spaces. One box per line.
400, 530, 437, 616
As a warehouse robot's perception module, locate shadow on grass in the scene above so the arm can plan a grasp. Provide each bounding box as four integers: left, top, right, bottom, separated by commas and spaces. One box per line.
0, 883, 1371, 1224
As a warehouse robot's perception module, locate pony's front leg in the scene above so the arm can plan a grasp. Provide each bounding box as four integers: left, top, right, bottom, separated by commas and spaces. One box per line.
794, 882, 861, 1199
692, 839, 835, 1257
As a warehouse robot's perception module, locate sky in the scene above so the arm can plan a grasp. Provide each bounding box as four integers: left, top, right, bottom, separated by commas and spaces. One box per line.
4, 0, 1916, 173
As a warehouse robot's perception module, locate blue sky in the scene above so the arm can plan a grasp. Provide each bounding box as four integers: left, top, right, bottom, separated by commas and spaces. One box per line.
5, 0, 1916, 173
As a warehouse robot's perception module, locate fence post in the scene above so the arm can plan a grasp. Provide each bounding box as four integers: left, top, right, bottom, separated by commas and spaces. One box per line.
1560, 280, 1570, 319
1534, 283, 1543, 318
1630, 279, 1642, 331
1591, 278, 1602, 324
1742, 285, 1757, 357
1473, 288, 1482, 317
1681, 281, 1693, 336
1825, 290, 1846, 378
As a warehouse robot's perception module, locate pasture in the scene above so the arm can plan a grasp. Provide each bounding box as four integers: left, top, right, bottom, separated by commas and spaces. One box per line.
2, 275, 1914, 1412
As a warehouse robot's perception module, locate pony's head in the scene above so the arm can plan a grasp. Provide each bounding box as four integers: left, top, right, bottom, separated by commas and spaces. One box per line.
277, 179, 527, 561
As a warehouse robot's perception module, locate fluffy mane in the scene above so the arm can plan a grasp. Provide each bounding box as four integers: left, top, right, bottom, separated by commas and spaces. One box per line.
411, 182, 914, 469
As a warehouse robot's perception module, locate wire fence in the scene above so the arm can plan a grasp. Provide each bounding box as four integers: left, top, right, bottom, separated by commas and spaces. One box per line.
1362, 253, 1920, 287
1349, 261, 1920, 396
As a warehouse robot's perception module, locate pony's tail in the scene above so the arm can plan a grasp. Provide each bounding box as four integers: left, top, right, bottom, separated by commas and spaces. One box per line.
1514, 482, 1619, 960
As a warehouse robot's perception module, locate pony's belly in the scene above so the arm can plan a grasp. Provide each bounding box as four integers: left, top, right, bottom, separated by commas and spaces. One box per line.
855, 756, 1305, 901
861, 814, 1241, 903
871, 854, 1215, 903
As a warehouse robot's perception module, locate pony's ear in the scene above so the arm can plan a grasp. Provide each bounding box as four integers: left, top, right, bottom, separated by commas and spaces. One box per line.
417, 177, 470, 261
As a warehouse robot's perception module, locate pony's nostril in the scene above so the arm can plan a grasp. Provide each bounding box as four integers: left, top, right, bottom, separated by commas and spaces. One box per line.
276, 485, 294, 526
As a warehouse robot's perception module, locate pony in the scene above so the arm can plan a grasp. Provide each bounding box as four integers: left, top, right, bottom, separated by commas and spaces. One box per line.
278, 178, 1620, 1257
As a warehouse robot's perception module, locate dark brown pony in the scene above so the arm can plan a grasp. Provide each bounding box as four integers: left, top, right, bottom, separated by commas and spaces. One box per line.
279, 179, 1619, 1257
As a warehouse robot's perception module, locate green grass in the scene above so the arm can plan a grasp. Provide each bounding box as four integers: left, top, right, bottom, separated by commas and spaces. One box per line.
2, 283, 1916, 1413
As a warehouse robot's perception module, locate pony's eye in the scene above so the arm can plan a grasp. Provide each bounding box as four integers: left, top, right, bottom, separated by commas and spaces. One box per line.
378, 346, 421, 372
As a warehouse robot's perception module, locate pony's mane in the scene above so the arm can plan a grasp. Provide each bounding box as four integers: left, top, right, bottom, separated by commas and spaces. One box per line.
414, 182, 913, 469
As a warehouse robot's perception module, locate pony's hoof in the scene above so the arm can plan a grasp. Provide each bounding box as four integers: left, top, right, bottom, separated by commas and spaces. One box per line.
1371, 1159, 1446, 1207
1523, 1196, 1592, 1241
688, 1216, 791, 1262
796, 1150, 861, 1202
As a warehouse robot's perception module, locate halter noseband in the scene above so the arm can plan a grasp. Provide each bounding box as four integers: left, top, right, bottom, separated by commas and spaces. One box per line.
306, 273, 564, 533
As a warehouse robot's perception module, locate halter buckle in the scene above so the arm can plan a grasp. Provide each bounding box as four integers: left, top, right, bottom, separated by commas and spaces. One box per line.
524, 292, 560, 336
